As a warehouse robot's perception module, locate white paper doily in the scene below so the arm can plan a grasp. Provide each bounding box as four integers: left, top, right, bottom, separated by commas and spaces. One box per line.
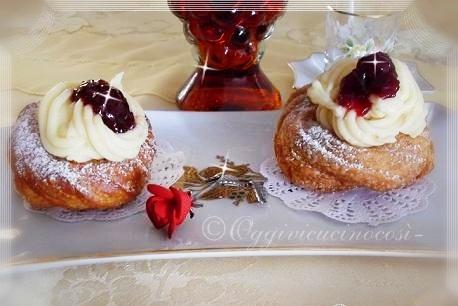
25, 140, 185, 222
260, 157, 435, 226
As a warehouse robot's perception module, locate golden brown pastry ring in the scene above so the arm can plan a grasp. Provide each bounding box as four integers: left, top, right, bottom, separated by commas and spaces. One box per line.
11, 103, 156, 210
274, 87, 435, 192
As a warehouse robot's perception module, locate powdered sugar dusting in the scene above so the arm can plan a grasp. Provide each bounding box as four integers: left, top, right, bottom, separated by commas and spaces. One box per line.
282, 96, 433, 185
11, 103, 155, 198
292, 102, 364, 170
22, 143, 185, 222
297, 122, 364, 170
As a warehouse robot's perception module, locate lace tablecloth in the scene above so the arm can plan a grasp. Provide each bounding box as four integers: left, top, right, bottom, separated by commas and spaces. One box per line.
10, 7, 450, 118
0, 257, 450, 306
12, 11, 323, 109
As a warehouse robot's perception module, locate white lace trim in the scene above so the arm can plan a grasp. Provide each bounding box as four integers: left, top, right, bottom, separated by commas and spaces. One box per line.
260, 157, 435, 226
24, 140, 185, 222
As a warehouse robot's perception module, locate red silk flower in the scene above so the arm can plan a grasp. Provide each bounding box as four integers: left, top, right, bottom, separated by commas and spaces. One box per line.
146, 184, 193, 239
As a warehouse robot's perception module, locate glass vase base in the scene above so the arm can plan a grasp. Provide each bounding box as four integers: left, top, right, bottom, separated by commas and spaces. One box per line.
176, 65, 282, 111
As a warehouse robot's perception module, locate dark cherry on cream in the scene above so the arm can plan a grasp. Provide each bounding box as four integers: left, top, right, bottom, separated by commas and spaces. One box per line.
337, 52, 400, 117
71, 79, 136, 133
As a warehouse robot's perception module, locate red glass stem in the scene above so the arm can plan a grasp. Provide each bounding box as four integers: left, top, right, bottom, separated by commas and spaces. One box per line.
177, 64, 281, 111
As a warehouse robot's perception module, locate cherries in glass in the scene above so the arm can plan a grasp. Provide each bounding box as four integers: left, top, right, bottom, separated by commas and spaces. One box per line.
168, 0, 287, 111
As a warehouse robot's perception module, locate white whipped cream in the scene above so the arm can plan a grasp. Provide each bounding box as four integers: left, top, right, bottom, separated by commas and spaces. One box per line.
38, 73, 148, 163
307, 57, 427, 148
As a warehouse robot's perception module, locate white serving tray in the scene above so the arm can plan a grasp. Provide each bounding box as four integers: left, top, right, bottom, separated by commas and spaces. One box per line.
2, 102, 449, 271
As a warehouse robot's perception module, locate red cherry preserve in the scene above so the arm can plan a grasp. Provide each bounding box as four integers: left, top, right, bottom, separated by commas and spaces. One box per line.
168, 1, 287, 111
338, 52, 400, 117
71, 79, 136, 134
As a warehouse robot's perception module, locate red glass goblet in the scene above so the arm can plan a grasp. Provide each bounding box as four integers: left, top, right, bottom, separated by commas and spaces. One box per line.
169, 1, 287, 111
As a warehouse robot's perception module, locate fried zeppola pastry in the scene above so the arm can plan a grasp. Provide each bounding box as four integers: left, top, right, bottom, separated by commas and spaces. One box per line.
275, 53, 434, 192
275, 89, 434, 192
12, 103, 155, 211
11, 74, 156, 210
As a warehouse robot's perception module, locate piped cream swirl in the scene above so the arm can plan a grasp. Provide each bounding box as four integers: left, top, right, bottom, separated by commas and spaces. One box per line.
38, 73, 148, 163
307, 58, 427, 148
